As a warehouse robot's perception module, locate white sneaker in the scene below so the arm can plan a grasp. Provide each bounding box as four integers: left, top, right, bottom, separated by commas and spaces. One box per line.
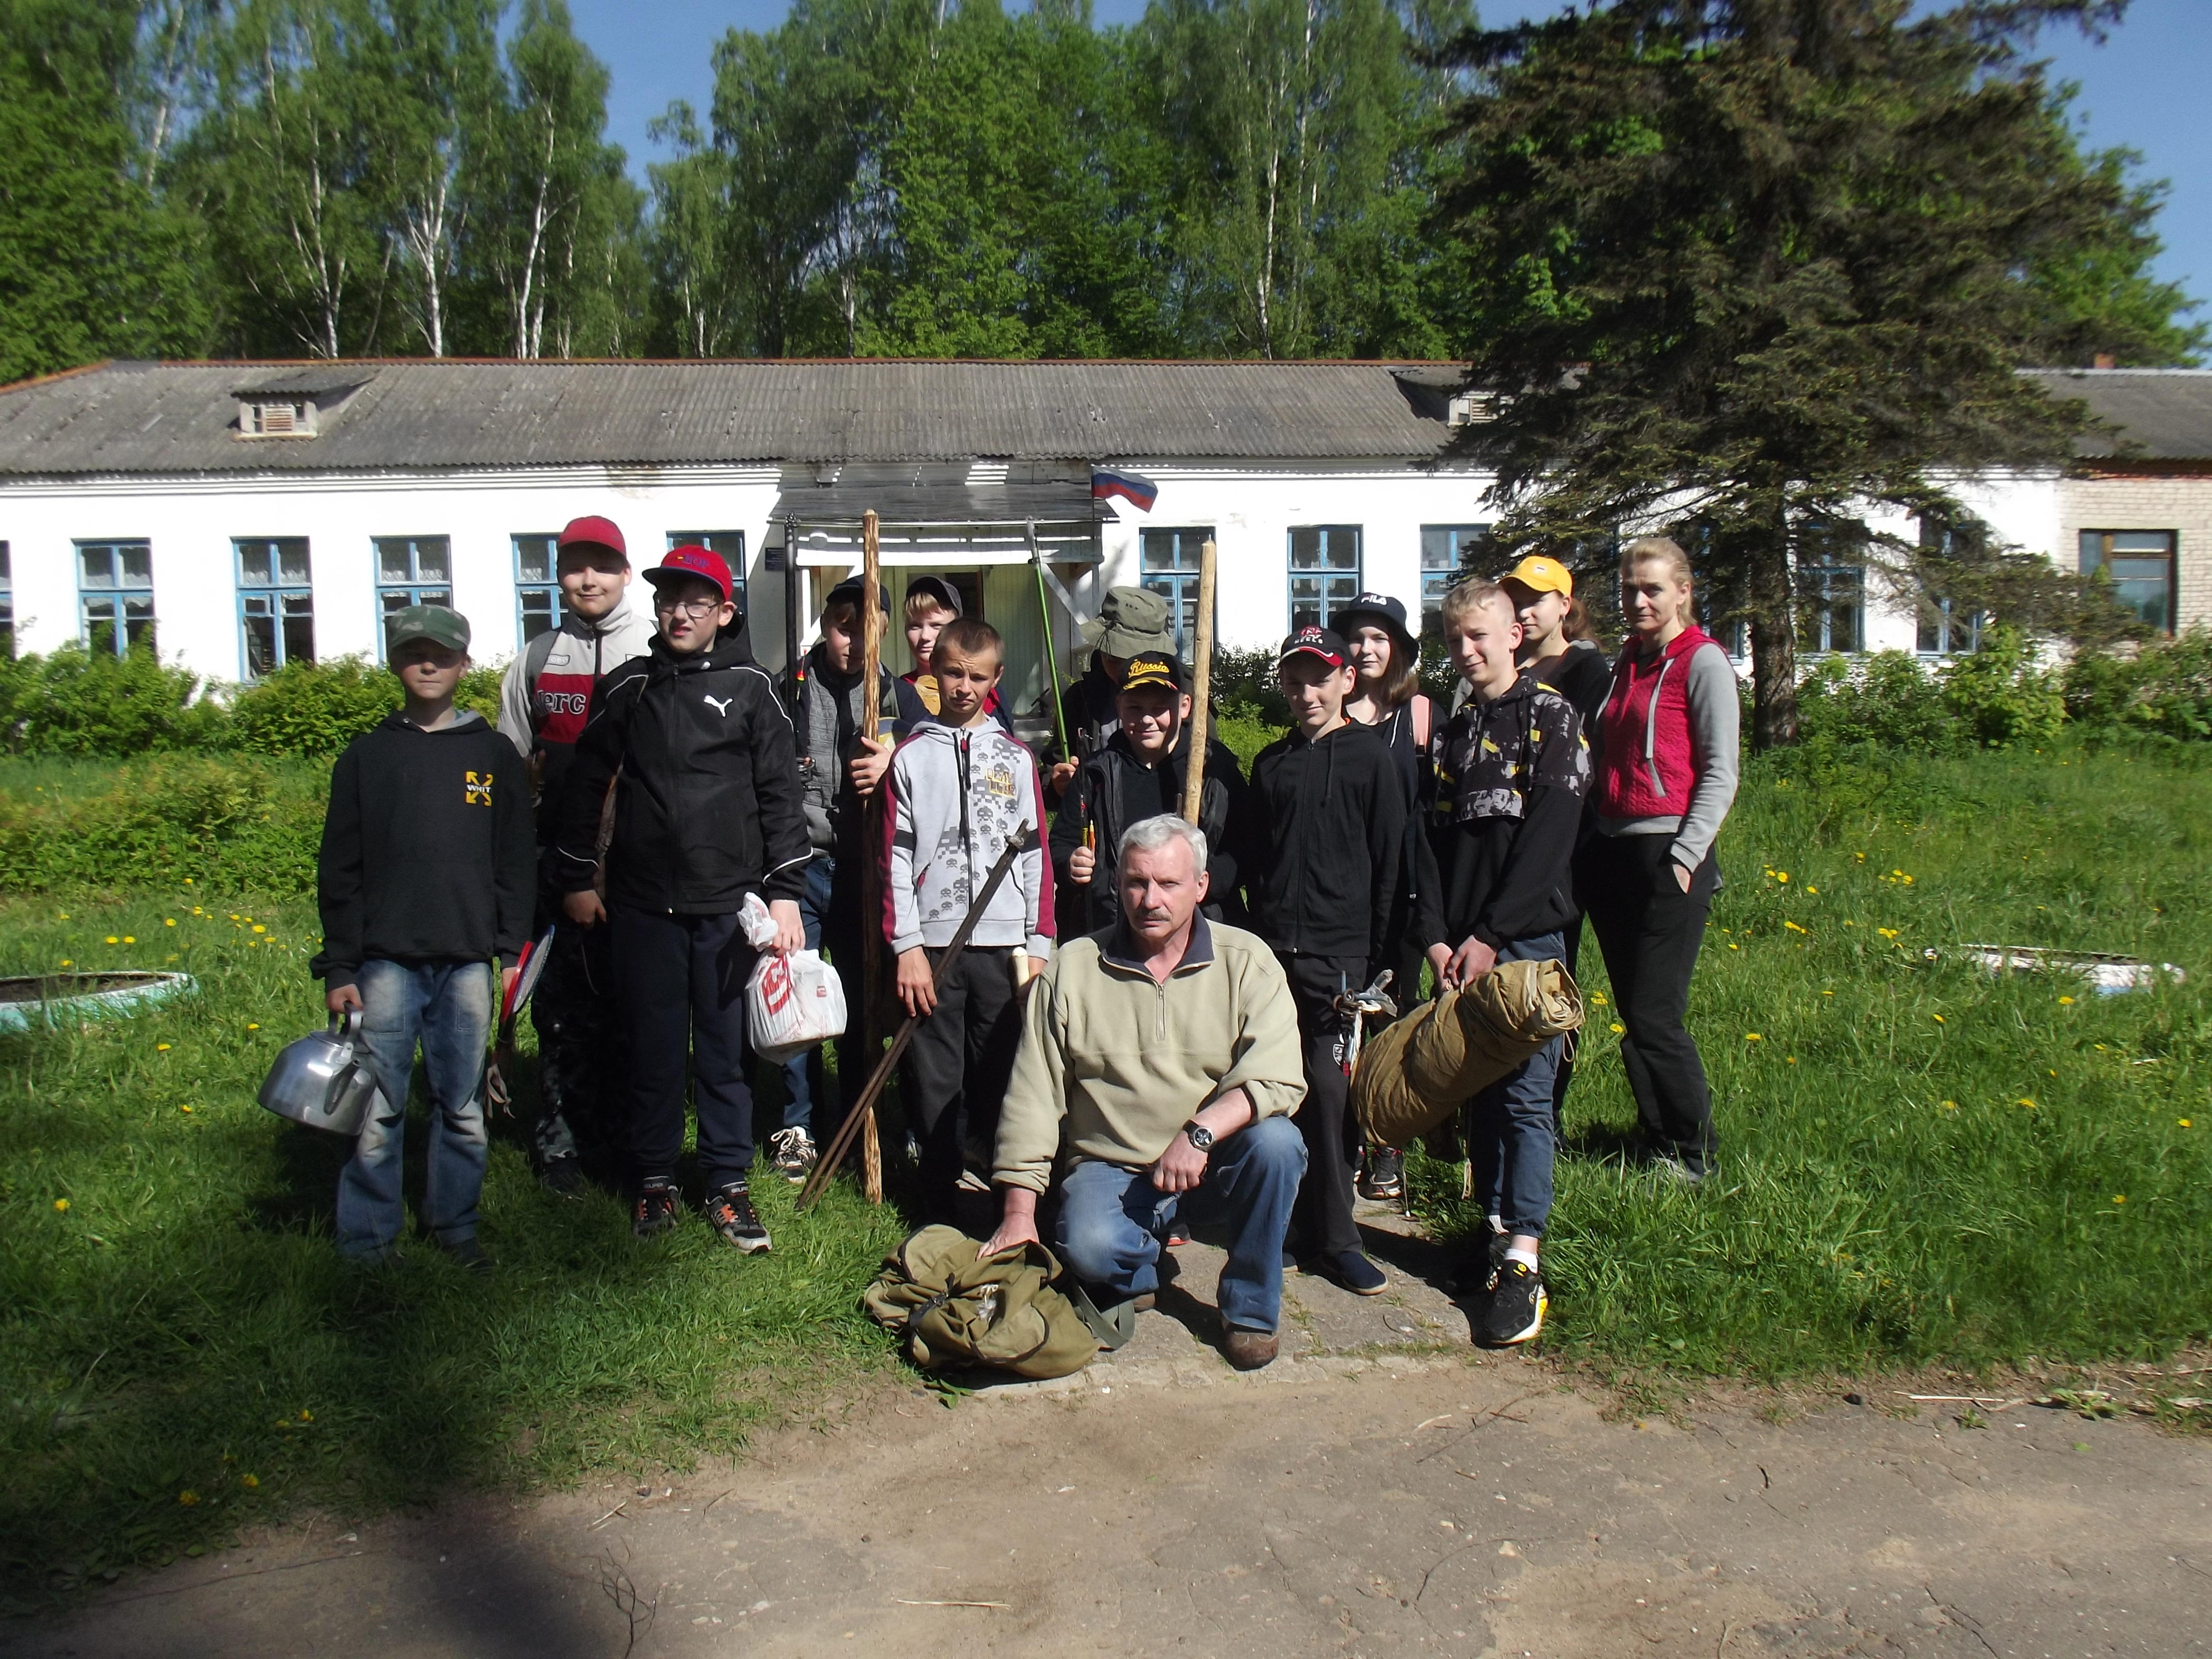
769, 1127, 818, 1183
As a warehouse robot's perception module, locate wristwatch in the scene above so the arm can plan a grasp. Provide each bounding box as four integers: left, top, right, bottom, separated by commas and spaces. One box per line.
1182, 1119, 1215, 1154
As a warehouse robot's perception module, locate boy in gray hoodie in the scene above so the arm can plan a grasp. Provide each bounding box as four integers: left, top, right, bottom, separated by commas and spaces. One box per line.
883, 615, 1054, 1220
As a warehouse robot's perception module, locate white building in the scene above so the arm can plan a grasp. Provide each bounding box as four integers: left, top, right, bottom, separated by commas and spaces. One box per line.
1, 360, 2205, 705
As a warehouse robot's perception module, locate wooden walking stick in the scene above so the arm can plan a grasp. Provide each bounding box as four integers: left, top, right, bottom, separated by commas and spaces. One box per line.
798, 834, 1026, 1211
1178, 538, 1218, 824
856, 509, 885, 1202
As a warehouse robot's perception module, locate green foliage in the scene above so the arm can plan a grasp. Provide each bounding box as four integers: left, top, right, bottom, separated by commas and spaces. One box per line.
226, 658, 402, 757
1793, 651, 1961, 757
2063, 629, 2212, 742
0, 757, 323, 896
1940, 626, 2065, 749
0, 646, 223, 758
1412, 741, 2212, 1376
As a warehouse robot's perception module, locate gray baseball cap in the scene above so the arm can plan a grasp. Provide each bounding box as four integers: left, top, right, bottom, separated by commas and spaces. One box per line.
1077, 585, 1177, 658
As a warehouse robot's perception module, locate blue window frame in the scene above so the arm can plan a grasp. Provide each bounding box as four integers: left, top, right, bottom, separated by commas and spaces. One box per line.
2080, 529, 2176, 634
78, 540, 155, 657
1141, 526, 1214, 657
668, 532, 745, 605
373, 535, 452, 657
514, 533, 562, 644
236, 538, 314, 676
1288, 525, 1362, 631
1419, 524, 1491, 632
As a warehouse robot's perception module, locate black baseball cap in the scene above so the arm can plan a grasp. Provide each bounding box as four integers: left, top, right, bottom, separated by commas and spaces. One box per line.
825, 575, 891, 615
1334, 591, 1413, 644
1277, 625, 1349, 669
904, 574, 963, 615
1117, 652, 1184, 693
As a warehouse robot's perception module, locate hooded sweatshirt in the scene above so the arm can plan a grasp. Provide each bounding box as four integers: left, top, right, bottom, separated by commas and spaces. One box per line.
791, 642, 924, 857
883, 718, 1054, 960
1595, 625, 1740, 873
313, 711, 535, 986
555, 631, 810, 914
1240, 718, 1407, 970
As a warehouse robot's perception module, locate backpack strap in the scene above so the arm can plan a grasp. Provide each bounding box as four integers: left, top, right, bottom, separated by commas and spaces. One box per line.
524, 625, 561, 697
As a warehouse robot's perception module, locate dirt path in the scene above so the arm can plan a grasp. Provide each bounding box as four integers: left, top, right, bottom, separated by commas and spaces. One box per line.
11, 1221, 2212, 1657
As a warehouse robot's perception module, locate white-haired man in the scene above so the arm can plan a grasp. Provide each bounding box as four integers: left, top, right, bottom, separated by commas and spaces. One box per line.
982, 815, 1308, 1370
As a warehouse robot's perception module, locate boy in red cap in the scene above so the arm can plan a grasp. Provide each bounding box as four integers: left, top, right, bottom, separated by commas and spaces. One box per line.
497, 515, 654, 1193
555, 546, 809, 1251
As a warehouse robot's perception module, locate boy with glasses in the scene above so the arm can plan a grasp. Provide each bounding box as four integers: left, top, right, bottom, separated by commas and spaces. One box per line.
555, 547, 809, 1250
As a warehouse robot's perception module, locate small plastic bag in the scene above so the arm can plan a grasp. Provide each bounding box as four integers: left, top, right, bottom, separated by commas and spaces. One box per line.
740, 894, 848, 1061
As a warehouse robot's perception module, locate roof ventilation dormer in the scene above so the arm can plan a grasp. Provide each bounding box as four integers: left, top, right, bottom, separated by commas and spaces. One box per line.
232, 368, 372, 441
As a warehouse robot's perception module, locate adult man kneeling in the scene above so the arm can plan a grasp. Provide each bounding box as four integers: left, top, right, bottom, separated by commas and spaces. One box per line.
979, 815, 1308, 1370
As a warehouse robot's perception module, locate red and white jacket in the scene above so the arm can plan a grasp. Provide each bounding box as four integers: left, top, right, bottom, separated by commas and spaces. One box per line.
497, 596, 656, 834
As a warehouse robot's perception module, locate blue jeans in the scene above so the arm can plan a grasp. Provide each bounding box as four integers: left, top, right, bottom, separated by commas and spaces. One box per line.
779, 855, 835, 1133
1468, 931, 1565, 1240
1053, 1115, 1307, 1333
336, 958, 495, 1261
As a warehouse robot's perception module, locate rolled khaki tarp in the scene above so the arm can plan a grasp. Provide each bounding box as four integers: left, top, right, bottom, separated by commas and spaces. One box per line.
1353, 957, 1585, 1149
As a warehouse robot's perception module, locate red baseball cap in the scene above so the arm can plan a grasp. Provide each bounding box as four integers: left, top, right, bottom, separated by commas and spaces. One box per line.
557, 514, 628, 563
645, 544, 733, 603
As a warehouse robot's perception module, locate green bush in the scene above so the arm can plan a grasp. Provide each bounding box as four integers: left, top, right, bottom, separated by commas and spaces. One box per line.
1794, 650, 1960, 755
226, 657, 401, 756
1940, 626, 2065, 747
0, 756, 323, 894
2062, 629, 2212, 742
0, 646, 226, 757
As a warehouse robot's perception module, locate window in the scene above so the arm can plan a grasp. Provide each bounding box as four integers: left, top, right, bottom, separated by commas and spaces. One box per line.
514, 534, 562, 644
1288, 526, 1362, 631
374, 535, 452, 657
1799, 563, 1864, 654
1419, 525, 1491, 632
669, 532, 746, 604
1917, 599, 1982, 657
78, 540, 154, 657
0, 542, 11, 658
236, 538, 314, 675
1141, 527, 1214, 657
2080, 530, 2176, 634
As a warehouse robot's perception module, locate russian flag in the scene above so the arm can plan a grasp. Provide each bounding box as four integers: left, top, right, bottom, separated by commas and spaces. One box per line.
1091, 467, 1159, 512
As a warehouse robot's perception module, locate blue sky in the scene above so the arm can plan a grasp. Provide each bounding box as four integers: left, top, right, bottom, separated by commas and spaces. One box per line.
566, 0, 2210, 316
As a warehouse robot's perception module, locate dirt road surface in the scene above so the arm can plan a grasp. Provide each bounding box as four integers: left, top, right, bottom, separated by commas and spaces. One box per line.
10, 1224, 2210, 1657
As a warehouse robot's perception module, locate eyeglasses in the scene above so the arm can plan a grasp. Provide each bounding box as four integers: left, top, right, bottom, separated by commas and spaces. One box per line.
655, 595, 723, 618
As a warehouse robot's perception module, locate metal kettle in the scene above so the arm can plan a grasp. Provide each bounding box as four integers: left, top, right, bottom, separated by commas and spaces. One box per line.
257, 1011, 382, 1136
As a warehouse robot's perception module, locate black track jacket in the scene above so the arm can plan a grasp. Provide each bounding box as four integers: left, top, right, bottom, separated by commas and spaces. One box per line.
1240, 718, 1407, 971
555, 633, 810, 915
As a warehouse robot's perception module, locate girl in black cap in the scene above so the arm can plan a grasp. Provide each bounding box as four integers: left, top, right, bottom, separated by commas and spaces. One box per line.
1336, 591, 1441, 1205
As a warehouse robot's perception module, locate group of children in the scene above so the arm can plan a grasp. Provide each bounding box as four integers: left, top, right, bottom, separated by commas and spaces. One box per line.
312, 518, 1738, 1354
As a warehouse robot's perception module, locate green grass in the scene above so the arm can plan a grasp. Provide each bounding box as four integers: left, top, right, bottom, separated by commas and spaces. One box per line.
1411, 739, 2212, 1379
5, 739, 2212, 1601
0, 892, 907, 1606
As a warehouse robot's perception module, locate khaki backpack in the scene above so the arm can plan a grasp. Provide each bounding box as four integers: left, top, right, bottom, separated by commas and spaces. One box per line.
1354, 957, 1585, 1149
861, 1225, 1098, 1380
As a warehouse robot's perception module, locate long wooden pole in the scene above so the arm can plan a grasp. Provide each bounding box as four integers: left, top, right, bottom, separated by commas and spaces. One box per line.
856, 510, 884, 1202
1179, 538, 1218, 824
798, 835, 1026, 1211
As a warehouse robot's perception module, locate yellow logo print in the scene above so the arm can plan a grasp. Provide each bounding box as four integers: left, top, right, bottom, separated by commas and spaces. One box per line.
464, 770, 494, 807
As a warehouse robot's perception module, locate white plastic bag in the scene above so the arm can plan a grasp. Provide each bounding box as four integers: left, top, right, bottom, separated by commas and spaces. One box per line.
740, 894, 848, 1061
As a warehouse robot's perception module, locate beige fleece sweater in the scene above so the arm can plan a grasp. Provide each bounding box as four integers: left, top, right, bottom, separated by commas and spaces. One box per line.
992, 917, 1307, 1193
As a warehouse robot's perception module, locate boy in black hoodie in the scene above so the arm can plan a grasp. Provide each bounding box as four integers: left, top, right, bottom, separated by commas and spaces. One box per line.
1241, 625, 1406, 1297
556, 547, 810, 1251
314, 605, 534, 1270
1050, 652, 1246, 935
1418, 580, 1590, 1348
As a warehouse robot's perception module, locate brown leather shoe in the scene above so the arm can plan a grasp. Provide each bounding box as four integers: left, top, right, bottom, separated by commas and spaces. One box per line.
1222, 1328, 1279, 1371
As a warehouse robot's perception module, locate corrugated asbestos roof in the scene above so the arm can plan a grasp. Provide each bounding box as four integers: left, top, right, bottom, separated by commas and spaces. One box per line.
0, 359, 1460, 476
2022, 369, 2212, 461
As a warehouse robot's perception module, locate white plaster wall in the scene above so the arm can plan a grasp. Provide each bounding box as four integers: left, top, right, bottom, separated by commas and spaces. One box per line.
0, 465, 786, 680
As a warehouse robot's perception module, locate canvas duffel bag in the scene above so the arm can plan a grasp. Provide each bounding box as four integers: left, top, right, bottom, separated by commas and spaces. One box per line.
1353, 956, 1584, 1147
860, 1224, 1098, 1380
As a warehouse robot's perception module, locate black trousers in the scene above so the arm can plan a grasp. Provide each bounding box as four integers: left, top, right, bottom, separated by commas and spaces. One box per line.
900, 945, 1021, 1217
611, 907, 760, 1191
1277, 951, 1367, 1260
1577, 832, 1719, 1175
529, 913, 626, 1168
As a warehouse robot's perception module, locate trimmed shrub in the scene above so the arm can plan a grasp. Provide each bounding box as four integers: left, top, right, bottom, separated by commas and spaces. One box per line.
2062, 629, 2212, 742
0, 645, 225, 756
227, 657, 401, 756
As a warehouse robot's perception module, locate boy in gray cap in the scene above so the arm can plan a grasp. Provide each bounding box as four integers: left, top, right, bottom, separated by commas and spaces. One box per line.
312, 606, 535, 1270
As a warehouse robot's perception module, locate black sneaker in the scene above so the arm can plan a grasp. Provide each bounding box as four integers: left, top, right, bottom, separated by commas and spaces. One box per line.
704, 1182, 772, 1254
1312, 1249, 1389, 1296
441, 1234, 495, 1277
633, 1179, 679, 1239
1357, 1146, 1405, 1202
540, 1155, 584, 1197
1445, 1225, 1510, 1295
768, 1127, 818, 1184
1480, 1260, 1548, 1347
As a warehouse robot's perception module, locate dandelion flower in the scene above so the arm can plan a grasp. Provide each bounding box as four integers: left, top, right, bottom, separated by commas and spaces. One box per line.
1855, 852, 1867, 862
1941, 1101, 1958, 1111
59, 959, 71, 968
2017, 1098, 2036, 1109
104, 936, 118, 945
165, 918, 176, 927
52, 1199, 68, 1212
1822, 989, 1835, 996
122, 936, 135, 945
298, 1409, 313, 1422
2058, 995, 2074, 1005
180, 1104, 194, 1114
1609, 1022, 1624, 1034
1786, 1056, 1797, 1064
156, 1043, 171, 1052
1877, 927, 1899, 940
2181, 1119, 2192, 1128
2112, 1195, 2126, 1205
1728, 943, 1739, 951
1805, 885, 1818, 894
1783, 920, 1807, 934
1775, 872, 1790, 883
246, 1023, 259, 1031
1902, 874, 1914, 885
1932, 1014, 1945, 1024
1745, 1032, 1763, 1042
1591, 993, 1607, 1006
178, 1491, 199, 1507
241, 1474, 259, 1489
252, 924, 266, 935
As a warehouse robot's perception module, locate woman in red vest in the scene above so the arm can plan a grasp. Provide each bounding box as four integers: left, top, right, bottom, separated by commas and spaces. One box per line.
1577, 537, 1740, 1183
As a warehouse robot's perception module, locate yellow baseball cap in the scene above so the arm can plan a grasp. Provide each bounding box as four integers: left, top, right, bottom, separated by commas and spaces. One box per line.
1503, 555, 1573, 598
